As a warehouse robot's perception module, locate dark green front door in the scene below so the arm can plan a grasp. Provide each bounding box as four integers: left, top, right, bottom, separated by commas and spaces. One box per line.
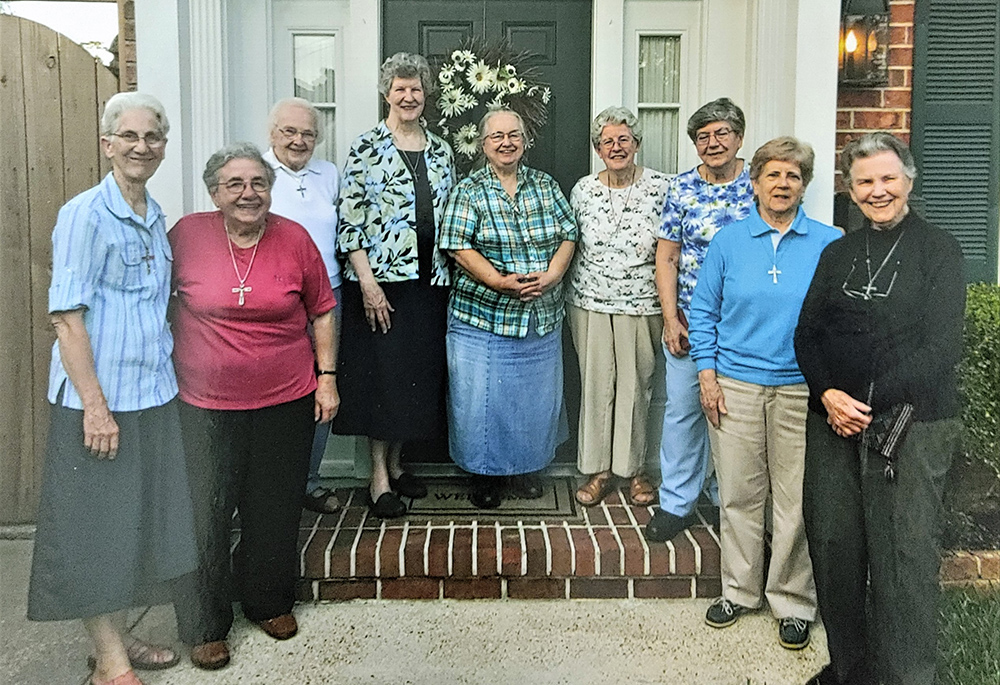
382, 0, 593, 194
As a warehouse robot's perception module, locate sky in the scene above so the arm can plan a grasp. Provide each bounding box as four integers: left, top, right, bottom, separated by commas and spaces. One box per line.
6, 1, 118, 64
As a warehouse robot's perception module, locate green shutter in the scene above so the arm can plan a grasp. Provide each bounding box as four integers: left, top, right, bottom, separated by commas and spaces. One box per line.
912, 0, 1000, 283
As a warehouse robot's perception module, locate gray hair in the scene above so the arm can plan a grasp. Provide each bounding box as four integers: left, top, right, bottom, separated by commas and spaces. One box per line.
590, 106, 643, 149
378, 52, 435, 97
686, 97, 745, 142
840, 132, 918, 186
478, 108, 529, 148
202, 142, 275, 192
267, 97, 324, 143
750, 136, 815, 187
100, 92, 170, 138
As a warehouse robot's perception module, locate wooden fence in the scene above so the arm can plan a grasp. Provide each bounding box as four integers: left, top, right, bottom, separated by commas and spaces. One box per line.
0, 15, 118, 524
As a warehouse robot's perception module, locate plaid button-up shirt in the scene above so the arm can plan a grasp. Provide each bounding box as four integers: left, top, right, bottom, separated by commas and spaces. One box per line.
439, 164, 577, 338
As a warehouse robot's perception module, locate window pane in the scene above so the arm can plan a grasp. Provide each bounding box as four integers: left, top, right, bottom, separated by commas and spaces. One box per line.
638, 109, 679, 174
638, 35, 681, 103
316, 108, 336, 163
294, 34, 336, 103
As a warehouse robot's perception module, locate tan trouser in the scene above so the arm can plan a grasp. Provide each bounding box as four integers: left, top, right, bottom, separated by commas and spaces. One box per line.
709, 374, 817, 620
566, 304, 661, 478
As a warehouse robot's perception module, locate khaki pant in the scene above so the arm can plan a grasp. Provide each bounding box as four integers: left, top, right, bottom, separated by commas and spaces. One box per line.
708, 375, 816, 620
566, 304, 661, 478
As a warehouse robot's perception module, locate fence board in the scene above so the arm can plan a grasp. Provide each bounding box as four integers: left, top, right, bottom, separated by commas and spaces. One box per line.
59, 34, 101, 198
0, 16, 36, 524
97, 67, 117, 178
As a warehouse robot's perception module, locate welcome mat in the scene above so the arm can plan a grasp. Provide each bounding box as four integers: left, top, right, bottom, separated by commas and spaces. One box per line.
404, 476, 580, 518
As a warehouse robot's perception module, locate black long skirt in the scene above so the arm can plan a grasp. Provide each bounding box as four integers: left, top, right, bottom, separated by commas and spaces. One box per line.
332, 277, 449, 442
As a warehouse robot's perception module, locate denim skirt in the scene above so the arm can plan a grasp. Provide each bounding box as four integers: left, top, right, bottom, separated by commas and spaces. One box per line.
446, 313, 566, 475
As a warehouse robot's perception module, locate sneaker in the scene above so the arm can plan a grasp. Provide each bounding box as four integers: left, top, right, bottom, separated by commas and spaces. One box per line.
778, 617, 811, 650
704, 597, 751, 628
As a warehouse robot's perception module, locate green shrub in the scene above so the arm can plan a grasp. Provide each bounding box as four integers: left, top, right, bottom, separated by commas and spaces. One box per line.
960, 283, 1000, 480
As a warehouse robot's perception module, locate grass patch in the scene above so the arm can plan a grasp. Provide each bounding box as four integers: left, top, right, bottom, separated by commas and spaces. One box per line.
939, 588, 1000, 684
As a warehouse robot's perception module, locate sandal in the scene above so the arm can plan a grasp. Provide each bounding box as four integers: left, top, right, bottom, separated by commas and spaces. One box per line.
627, 473, 657, 506
91, 668, 144, 685
303, 486, 342, 514
575, 471, 617, 506
87, 638, 180, 672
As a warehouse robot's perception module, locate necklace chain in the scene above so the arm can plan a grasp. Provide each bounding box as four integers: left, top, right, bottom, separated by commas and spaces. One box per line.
225, 225, 263, 306
605, 167, 637, 231
863, 229, 905, 298
399, 149, 424, 182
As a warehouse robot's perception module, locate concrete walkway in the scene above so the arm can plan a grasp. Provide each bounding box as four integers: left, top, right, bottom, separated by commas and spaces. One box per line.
1, 539, 829, 685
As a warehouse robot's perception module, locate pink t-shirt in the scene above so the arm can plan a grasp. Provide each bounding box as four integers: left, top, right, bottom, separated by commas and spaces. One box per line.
169, 211, 335, 410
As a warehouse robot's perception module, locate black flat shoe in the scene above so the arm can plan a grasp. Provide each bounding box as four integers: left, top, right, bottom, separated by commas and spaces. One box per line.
508, 473, 544, 499
389, 471, 428, 499
644, 509, 689, 542
469, 476, 502, 509
368, 491, 407, 518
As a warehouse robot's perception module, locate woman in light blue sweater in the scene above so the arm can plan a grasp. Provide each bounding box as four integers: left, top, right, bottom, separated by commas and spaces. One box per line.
688, 137, 840, 650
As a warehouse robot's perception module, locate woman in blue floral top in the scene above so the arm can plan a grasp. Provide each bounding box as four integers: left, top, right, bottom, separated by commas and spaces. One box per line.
645, 98, 755, 543
333, 53, 456, 519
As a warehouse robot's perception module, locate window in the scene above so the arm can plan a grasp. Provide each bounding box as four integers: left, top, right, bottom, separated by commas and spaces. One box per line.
293, 34, 337, 163
637, 34, 681, 173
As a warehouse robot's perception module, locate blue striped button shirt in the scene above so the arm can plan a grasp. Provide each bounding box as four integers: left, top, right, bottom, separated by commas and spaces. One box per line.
47, 172, 179, 411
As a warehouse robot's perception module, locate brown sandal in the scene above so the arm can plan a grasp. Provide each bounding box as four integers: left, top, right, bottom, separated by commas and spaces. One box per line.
627, 473, 657, 506
87, 638, 180, 672
575, 471, 618, 506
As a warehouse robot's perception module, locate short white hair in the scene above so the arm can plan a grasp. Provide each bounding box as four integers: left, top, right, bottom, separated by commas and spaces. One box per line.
100, 92, 170, 137
268, 97, 324, 143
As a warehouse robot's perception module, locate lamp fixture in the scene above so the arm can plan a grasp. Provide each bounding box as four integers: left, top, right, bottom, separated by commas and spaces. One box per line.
839, 0, 890, 87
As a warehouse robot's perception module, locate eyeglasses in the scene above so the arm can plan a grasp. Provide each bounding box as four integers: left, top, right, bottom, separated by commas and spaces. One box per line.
278, 126, 317, 142
219, 178, 271, 194
599, 135, 635, 150
486, 131, 524, 144
109, 131, 167, 148
695, 127, 735, 146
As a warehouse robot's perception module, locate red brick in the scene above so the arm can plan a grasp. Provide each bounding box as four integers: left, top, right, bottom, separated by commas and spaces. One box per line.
836, 132, 861, 149
890, 1, 914, 25
836, 110, 852, 129
381, 578, 440, 599
838, 90, 883, 108
547, 526, 575, 577
317, 580, 377, 601
604, 488, 625, 505
618, 527, 647, 576
605, 507, 632, 526
378, 528, 403, 578
451, 527, 474, 578
695, 576, 722, 598
889, 25, 909, 46
328, 530, 356, 578
852, 110, 904, 130
689, 528, 721, 577
594, 528, 622, 576
427, 527, 450, 577
443, 578, 502, 599
295, 581, 315, 602
889, 46, 913, 68
672, 534, 696, 575
300, 529, 331, 578
476, 525, 498, 577
570, 528, 596, 576
403, 526, 428, 576
585, 506, 609, 526
634, 577, 693, 599
941, 553, 979, 581
509, 577, 565, 599
338, 506, 366, 530
353, 529, 380, 578
648, 540, 673, 576
888, 68, 907, 88
978, 552, 1000, 581
569, 578, 629, 599
524, 528, 548, 577
883, 89, 911, 108
500, 527, 523, 576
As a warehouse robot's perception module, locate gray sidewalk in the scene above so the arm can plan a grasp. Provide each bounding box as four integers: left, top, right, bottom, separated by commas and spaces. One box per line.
1, 539, 829, 685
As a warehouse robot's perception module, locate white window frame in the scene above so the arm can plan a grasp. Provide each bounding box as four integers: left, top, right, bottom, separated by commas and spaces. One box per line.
634, 31, 684, 173
289, 30, 341, 163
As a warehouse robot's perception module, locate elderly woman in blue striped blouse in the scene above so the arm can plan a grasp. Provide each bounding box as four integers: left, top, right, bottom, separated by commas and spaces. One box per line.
439, 108, 578, 509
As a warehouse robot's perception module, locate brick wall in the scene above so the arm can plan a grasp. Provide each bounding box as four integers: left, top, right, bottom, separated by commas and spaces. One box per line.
835, 0, 914, 189
118, 0, 136, 92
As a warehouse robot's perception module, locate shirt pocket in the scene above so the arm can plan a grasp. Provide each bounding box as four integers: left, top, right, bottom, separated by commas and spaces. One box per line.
103, 241, 150, 293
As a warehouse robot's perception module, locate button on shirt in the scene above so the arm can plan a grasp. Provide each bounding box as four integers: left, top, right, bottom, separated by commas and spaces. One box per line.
439, 165, 578, 338
264, 148, 341, 288
47, 172, 178, 411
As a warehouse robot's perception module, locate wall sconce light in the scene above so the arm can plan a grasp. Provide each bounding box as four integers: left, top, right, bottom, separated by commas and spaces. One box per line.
839, 0, 889, 87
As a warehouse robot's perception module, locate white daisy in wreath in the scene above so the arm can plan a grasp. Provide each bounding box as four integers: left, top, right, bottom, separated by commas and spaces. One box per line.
507, 78, 527, 95
451, 49, 476, 66
438, 65, 456, 85
439, 87, 471, 118
541, 86, 551, 104
467, 61, 497, 94
485, 94, 507, 110
454, 123, 480, 159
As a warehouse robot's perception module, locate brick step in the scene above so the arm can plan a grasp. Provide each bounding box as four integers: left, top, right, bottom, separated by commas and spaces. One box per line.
294, 486, 722, 601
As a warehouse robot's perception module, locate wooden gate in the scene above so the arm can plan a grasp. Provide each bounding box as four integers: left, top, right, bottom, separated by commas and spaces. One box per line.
0, 15, 119, 524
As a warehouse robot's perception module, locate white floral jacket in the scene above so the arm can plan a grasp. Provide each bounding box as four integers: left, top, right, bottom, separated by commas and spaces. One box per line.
337, 121, 455, 285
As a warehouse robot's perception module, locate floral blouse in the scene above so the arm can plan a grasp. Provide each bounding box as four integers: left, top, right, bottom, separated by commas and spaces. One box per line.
337, 121, 455, 285
658, 164, 754, 312
567, 168, 670, 315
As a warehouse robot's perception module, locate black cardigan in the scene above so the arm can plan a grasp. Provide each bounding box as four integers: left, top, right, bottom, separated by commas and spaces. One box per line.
794, 210, 966, 422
